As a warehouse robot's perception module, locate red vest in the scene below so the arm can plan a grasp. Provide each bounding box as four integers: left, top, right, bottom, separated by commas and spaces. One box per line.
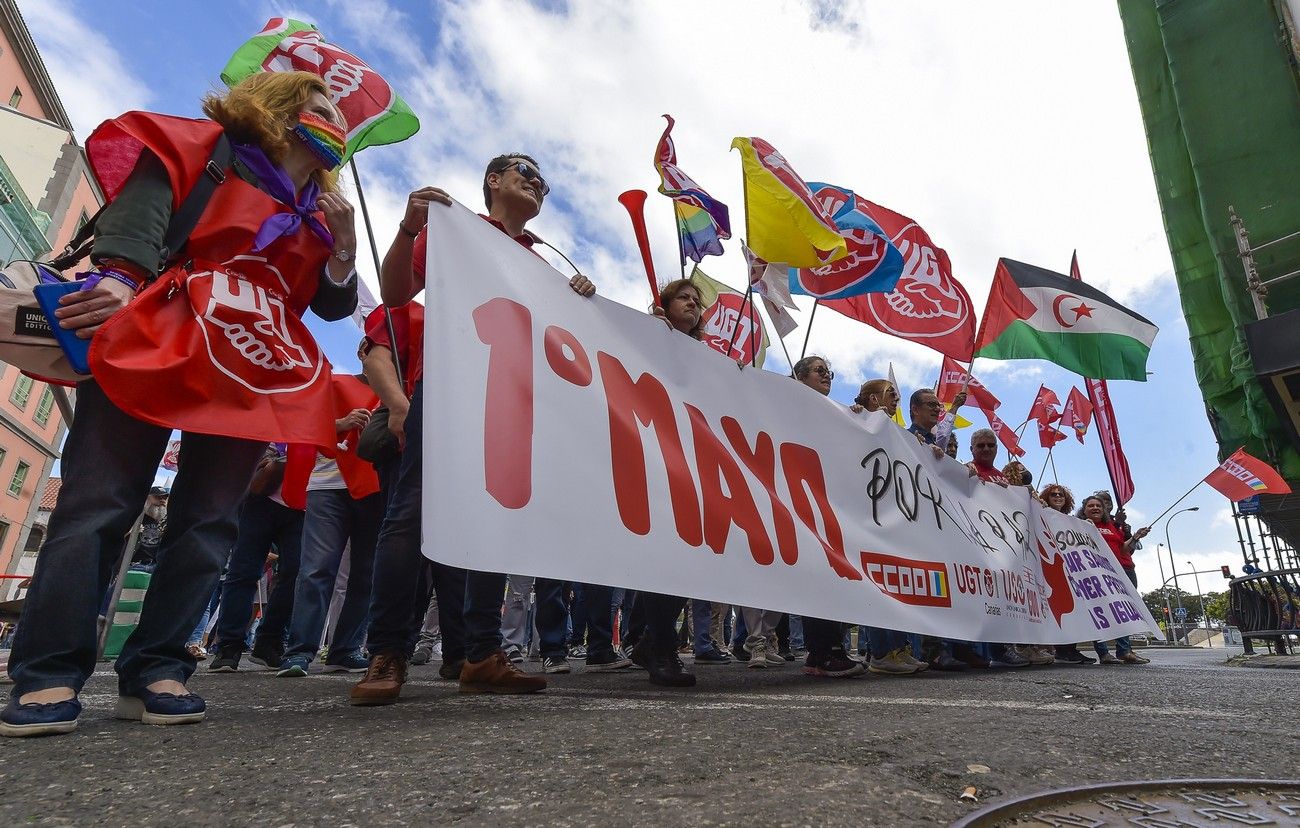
281, 375, 382, 510
85, 112, 337, 446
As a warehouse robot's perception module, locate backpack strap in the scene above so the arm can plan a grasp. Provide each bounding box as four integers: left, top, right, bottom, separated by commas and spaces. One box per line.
49, 133, 233, 275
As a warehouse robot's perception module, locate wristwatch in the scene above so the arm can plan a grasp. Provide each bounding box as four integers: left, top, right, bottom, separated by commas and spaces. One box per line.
333, 248, 355, 263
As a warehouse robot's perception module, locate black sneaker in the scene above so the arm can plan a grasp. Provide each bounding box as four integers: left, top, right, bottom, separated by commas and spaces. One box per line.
248, 643, 282, 670
542, 656, 571, 674
584, 650, 633, 672
207, 646, 242, 673
780, 649, 796, 662
803, 648, 865, 678
438, 658, 465, 681
730, 644, 751, 662
694, 647, 732, 665
647, 651, 697, 688
1054, 646, 1096, 665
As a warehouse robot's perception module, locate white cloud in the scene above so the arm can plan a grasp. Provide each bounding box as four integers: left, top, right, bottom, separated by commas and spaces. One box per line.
319, 0, 1175, 399
19, 0, 152, 138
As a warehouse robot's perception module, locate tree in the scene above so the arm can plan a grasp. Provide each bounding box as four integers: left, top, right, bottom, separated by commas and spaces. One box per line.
1142, 586, 1202, 624
1203, 591, 1228, 623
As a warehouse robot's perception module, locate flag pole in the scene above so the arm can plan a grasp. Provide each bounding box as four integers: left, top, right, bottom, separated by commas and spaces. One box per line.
349, 158, 404, 391
798, 298, 820, 362
725, 286, 755, 362
1048, 449, 1060, 484
1038, 445, 1055, 485
1147, 481, 1204, 528
759, 298, 796, 370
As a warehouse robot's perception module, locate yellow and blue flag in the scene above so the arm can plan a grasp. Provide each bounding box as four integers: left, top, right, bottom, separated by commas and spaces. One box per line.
730, 136, 847, 268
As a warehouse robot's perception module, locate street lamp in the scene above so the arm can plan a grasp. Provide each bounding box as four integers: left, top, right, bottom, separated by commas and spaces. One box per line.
1188, 561, 1212, 648
1165, 507, 1199, 634
1154, 543, 1175, 644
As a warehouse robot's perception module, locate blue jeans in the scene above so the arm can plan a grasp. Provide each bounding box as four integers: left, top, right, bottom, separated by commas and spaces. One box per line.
284, 488, 383, 662
464, 571, 508, 661
537, 580, 615, 660
691, 599, 715, 654
638, 593, 688, 655
863, 627, 905, 659
214, 494, 304, 652
365, 384, 468, 659
188, 586, 221, 647
9, 380, 265, 695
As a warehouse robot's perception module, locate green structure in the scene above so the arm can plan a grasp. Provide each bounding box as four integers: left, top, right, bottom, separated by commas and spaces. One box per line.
1120, 0, 1300, 550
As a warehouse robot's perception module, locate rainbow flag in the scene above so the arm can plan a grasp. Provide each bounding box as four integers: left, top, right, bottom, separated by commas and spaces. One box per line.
655, 115, 731, 262
675, 202, 725, 261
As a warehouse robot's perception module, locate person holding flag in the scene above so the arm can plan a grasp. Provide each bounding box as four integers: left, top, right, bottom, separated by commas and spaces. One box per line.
2, 72, 360, 737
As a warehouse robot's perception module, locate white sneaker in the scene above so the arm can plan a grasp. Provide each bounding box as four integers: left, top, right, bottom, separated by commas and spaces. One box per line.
897, 649, 929, 672
868, 650, 918, 675
1025, 645, 1054, 666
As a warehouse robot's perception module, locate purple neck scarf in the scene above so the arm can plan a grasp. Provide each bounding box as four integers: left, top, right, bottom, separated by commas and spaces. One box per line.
232, 143, 334, 252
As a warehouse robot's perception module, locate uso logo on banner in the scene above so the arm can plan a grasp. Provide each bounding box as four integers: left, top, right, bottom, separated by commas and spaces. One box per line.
700, 293, 764, 365
790, 184, 903, 300
261, 23, 394, 141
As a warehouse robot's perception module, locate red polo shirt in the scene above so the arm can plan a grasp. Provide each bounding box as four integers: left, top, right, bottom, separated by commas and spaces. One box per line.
969, 461, 1010, 485
363, 303, 424, 394
411, 213, 537, 289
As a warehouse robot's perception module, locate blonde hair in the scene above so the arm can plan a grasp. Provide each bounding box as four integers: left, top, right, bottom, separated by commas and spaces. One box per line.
202, 71, 340, 192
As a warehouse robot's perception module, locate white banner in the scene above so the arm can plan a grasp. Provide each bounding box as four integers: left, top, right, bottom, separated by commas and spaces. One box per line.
422, 204, 1160, 644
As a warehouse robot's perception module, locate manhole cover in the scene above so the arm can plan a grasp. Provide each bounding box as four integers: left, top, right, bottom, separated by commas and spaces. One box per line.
952, 779, 1300, 827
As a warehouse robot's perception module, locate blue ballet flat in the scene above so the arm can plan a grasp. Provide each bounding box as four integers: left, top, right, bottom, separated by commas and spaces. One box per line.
0, 695, 81, 737
114, 688, 206, 726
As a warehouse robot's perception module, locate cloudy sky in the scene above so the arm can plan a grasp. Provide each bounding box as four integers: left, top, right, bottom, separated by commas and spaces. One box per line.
20, 0, 1256, 597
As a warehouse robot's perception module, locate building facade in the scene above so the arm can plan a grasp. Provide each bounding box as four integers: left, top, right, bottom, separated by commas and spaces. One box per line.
0, 0, 104, 595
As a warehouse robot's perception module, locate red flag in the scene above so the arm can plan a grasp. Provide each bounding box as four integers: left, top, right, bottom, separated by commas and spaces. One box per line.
820, 201, 977, 360
1060, 387, 1094, 444
1038, 419, 1066, 449
1071, 252, 1135, 504
1203, 448, 1292, 502
1027, 384, 1062, 425
282, 375, 381, 510
937, 356, 1000, 410
984, 407, 1026, 458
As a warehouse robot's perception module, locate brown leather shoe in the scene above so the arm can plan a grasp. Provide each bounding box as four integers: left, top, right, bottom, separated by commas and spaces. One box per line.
459, 650, 547, 694
349, 652, 407, 706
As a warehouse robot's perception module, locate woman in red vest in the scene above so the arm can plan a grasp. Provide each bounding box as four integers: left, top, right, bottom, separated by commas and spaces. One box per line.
2, 71, 358, 737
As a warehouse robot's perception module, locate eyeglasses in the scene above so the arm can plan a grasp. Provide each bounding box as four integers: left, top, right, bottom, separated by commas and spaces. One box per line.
1047, 492, 1066, 498
511, 162, 550, 197
922, 401, 944, 410
812, 366, 834, 379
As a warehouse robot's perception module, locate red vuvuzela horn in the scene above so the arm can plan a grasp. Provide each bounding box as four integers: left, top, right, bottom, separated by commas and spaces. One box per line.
617, 189, 662, 307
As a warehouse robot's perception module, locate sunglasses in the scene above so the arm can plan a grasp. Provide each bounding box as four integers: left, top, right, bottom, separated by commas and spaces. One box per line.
510, 162, 550, 197
812, 366, 834, 379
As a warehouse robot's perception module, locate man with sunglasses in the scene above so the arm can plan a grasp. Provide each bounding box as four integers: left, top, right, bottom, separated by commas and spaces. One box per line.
352, 154, 596, 705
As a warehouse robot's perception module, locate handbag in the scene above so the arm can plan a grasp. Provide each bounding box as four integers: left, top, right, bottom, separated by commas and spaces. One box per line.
357, 405, 401, 465
0, 135, 233, 382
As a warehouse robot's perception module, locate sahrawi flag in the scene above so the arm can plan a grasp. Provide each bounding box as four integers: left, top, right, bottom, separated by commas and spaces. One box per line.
655, 115, 731, 262
974, 259, 1157, 381
1203, 448, 1292, 502
222, 18, 420, 161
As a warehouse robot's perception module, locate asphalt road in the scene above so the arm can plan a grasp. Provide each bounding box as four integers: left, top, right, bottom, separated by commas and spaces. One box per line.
0, 645, 1288, 826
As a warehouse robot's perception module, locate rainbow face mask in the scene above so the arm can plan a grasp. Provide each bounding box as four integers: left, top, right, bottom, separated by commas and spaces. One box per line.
292, 112, 347, 171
